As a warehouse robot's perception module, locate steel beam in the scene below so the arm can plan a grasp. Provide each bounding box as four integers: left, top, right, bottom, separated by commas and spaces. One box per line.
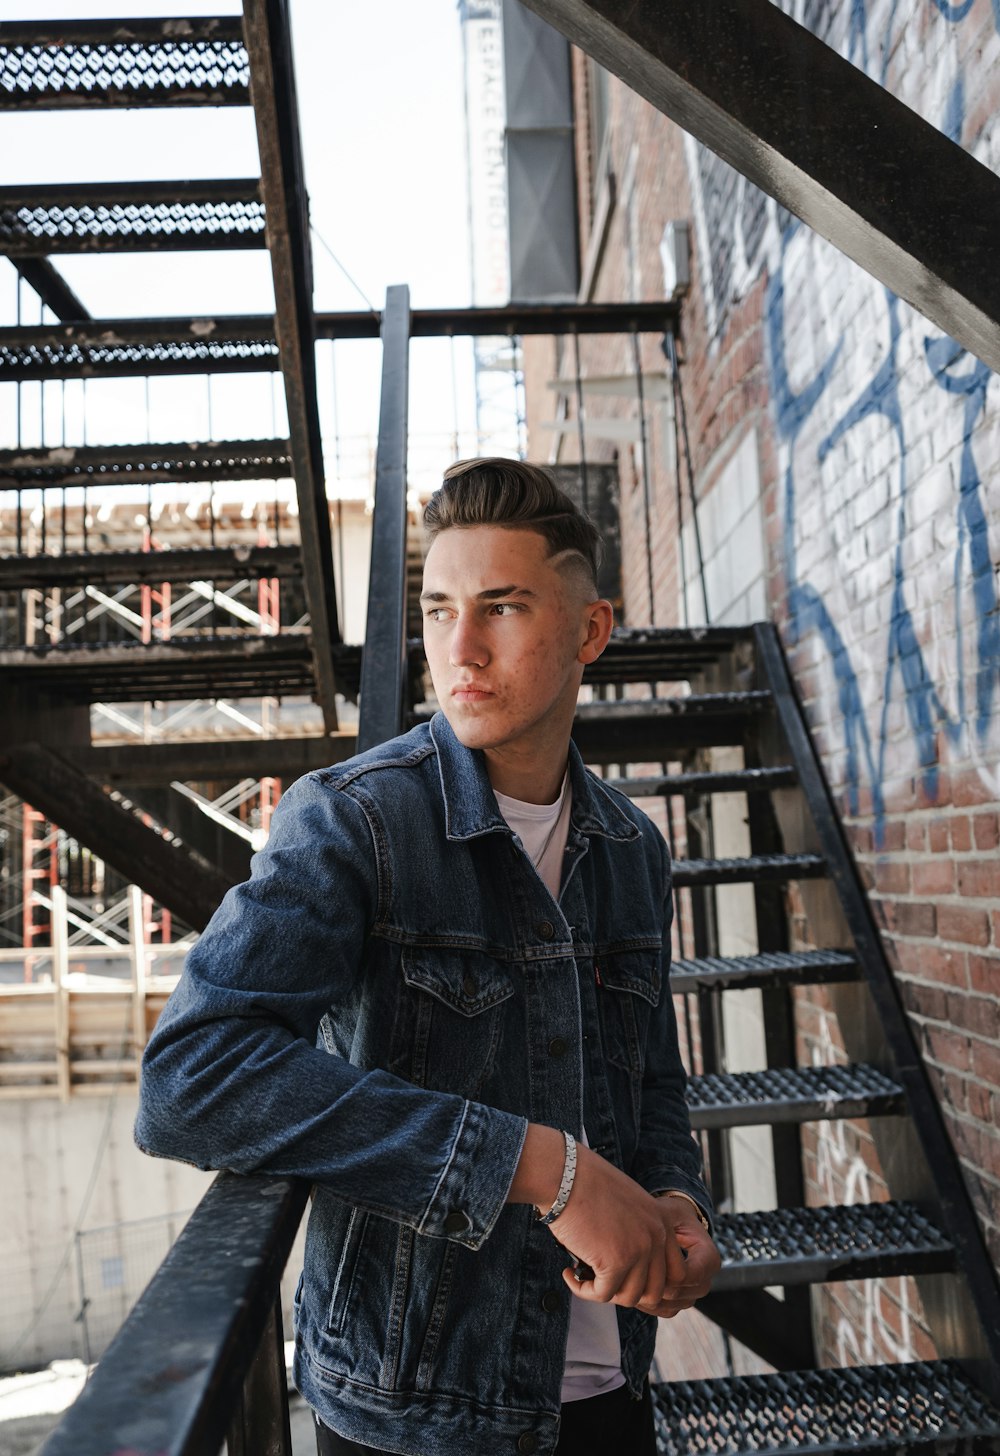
0, 439, 293, 490
316, 301, 682, 339
358, 286, 410, 754
0, 743, 233, 931
522, 0, 1000, 372
0, 180, 265, 255
14, 259, 89, 320
243, 0, 341, 734
65, 734, 356, 787
0, 17, 250, 110
0, 545, 302, 590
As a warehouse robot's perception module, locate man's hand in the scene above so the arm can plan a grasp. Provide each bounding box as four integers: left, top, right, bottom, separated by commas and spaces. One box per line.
641, 1195, 721, 1318
507, 1126, 719, 1314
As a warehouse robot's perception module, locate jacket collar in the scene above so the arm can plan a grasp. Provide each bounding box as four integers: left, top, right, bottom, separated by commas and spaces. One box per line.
429, 711, 639, 844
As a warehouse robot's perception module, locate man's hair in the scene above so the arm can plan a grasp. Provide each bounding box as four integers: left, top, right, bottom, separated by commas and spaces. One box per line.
424, 458, 602, 594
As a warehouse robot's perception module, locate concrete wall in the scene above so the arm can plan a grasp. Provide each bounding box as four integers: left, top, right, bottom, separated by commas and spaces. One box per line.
2, 1092, 305, 1374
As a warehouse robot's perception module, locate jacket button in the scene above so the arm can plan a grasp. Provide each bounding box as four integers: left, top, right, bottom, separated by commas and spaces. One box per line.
548, 1037, 568, 1059
541, 1288, 562, 1313
462, 974, 477, 997
537, 920, 555, 939
517, 1437, 538, 1455
444, 1210, 471, 1235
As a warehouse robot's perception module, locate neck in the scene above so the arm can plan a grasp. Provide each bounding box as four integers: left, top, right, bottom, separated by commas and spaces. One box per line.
485, 747, 568, 805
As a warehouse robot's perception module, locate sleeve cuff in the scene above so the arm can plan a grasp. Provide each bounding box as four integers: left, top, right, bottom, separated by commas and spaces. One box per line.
418, 1100, 529, 1251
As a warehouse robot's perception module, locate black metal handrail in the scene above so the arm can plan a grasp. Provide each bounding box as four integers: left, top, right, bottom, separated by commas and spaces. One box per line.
40, 1174, 309, 1456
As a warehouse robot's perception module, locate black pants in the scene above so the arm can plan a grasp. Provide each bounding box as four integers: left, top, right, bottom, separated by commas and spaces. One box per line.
314, 1380, 657, 1456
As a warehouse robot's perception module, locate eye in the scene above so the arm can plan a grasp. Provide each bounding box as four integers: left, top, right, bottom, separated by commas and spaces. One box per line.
423, 606, 450, 622
491, 602, 523, 616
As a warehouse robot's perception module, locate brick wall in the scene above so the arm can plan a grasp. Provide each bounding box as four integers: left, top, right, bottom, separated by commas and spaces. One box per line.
522, 0, 1000, 1371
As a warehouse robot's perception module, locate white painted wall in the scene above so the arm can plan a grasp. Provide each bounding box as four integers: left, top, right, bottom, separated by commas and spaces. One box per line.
680, 428, 767, 627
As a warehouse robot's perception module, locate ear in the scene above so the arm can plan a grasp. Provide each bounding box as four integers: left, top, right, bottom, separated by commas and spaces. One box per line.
577, 599, 614, 665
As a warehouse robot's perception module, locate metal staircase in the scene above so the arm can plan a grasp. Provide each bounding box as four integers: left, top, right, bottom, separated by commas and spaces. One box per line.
574, 624, 1000, 1450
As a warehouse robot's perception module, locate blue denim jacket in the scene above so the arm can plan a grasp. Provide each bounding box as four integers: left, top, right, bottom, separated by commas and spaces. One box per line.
136, 714, 711, 1456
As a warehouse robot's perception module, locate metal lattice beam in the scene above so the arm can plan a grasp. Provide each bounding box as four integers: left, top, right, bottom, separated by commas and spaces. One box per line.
522, 0, 1000, 372
0, 439, 292, 489
243, 0, 340, 733
0, 743, 233, 931
0, 180, 265, 254
0, 544, 302, 590
0, 17, 249, 109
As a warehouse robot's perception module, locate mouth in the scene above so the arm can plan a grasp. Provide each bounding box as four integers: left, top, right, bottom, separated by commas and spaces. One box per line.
451, 685, 494, 703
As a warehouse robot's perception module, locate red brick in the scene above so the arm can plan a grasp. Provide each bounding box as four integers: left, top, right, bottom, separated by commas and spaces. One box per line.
911, 860, 955, 896
928, 819, 950, 853
971, 1038, 1000, 1087
951, 816, 973, 851
880, 820, 906, 852
906, 822, 927, 852
957, 859, 1000, 899
938, 903, 991, 946
952, 768, 997, 807
874, 860, 911, 894
968, 954, 1000, 995
973, 812, 1000, 850
889, 901, 937, 937
893, 940, 967, 985
945, 992, 1000, 1039
899, 978, 948, 1020
968, 1082, 994, 1121
924, 1024, 972, 1072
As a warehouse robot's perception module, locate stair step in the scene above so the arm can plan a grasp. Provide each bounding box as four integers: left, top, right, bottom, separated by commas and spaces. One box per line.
671, 852, 825, 887
607, 766, 797, 796
0, 180, 265, 254
576, 691, 772, 722
0, 636, 318, 702
712, 1201, 954, 1291
687, 1063, 905, 1129
0, 320, 281, 381
651, 1360, 1000, 1454
0, 439, 292, 489
572, 692, 772, 761
583, 624, 753, 684
0, 18, 250, 110
671, 948, 860, 991
0, 545, 303, 591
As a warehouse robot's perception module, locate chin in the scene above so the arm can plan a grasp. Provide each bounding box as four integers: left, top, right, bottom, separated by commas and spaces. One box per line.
441, 706, 503, 751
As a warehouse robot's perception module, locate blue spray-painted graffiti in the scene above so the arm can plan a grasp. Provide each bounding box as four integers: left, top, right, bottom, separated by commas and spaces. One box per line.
764, 4, 999, 839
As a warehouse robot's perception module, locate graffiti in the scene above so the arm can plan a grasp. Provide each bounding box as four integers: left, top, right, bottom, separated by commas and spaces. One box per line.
687, 0, 1000, 833
811, 1010, 916, 1364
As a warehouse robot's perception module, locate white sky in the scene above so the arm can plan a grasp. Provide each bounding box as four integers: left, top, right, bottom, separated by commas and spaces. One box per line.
1, 0, 485, 496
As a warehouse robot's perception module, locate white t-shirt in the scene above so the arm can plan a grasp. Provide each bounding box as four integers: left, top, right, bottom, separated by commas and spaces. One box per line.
493, 777, 625, 1404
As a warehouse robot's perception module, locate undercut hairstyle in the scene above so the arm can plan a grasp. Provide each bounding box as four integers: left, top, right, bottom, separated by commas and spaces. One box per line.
424, 458, 602, 596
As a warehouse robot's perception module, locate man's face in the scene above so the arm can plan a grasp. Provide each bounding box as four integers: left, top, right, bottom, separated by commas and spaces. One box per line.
421, 525, 602, 767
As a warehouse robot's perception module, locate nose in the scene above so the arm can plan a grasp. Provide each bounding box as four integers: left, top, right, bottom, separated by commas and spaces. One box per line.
449, 611, 489, 669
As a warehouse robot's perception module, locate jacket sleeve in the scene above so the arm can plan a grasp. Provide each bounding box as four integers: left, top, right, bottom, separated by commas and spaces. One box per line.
134, 772, 527, 1252
630, 834, 715, 1229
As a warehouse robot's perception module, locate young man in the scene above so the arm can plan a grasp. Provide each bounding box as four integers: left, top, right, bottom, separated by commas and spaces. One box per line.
136, 459, 719, 1456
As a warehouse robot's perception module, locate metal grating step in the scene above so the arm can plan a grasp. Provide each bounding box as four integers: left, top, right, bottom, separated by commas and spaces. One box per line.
0, 439, 293, 489
671, 852, 826, 887
671, 949, 860, 991
571, 692, 773, 762
0, 321, 280, 380
0, 544, 303, 591
607, 766, 797, 797
0, 181, 265, 254
651, 1359, 1000, 1454
711, 1201, 953, 1292
0, 18, 249, 110
687, 1063, 906, 1130
582, 624, 753, 683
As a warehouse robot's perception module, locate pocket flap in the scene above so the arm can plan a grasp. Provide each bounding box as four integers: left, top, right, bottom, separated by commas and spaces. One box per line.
597, 950, 661, 1005
401, 948, 516, 1017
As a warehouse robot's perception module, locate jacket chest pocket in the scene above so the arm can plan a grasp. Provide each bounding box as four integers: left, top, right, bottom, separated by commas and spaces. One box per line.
391, 948, 516, 1098
596, 950, 662, 1078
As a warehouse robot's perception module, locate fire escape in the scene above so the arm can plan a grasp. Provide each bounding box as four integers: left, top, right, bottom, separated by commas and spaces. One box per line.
3, 4, 1000, 1455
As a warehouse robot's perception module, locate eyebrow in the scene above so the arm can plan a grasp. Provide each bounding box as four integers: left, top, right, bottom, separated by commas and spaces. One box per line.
419, 585, 537, 604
